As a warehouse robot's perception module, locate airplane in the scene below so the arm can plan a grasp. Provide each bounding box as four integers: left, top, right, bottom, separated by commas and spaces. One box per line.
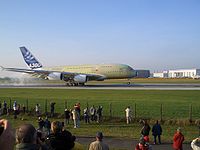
1, 47, 137, 86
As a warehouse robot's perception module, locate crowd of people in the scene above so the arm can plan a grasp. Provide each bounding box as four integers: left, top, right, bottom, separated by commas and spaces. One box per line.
0, 118, 199, 150
0, 118, 109, 150
0, 101, 200, 150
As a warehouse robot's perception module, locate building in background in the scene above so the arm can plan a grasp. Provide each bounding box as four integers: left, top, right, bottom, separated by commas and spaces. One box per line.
168, 69, 200, 78
152, 69, 200, 79
135, 70, 150, 78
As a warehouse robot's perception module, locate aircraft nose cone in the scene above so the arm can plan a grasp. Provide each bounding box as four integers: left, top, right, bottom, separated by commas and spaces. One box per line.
129, 70, 137, 78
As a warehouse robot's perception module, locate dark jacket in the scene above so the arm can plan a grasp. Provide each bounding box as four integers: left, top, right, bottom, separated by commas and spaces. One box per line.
46, 130, 75, 150
141, 124, 151, 136
152, 123, 162, 136
16, 143, 40, 150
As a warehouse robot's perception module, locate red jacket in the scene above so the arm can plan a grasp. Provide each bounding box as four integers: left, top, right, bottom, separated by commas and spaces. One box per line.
173, 132, 184, 150
135, 144, 149, 150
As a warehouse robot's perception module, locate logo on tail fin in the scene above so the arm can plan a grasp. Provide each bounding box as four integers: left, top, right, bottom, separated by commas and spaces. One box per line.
20, 47, 43, 69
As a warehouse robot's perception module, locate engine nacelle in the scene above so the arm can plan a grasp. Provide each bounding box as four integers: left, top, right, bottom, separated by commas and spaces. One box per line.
47, 72, 62, 80
74, 74, 87, 83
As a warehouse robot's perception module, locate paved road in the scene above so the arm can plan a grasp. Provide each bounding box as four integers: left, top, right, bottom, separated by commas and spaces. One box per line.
76, 136, 192, 150
1, 83, 200, 90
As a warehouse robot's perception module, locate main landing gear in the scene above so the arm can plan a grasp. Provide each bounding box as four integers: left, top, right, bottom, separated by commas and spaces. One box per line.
65, 82, 85, 86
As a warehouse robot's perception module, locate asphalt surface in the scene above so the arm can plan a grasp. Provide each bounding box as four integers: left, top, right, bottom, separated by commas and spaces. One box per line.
76, 136, 192, 150
1, 83, 200, 90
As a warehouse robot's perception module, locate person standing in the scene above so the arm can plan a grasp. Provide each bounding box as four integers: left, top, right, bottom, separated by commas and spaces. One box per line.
83, 107, 90, 124
89, 131, 109, 150
38, 117, 44, 132
44, 117, 51, 136
22, 104, 26, 114
152, 120, 162, 144
96, 106, 103, 123
72, 107, 79, 128
141, 120, 151, 137
3, 100, 7, 115
64, 108, 71, 125
50, 102, 56, 117
35, 104, 40, 116
13, 101, 17, 119
173, 127, 184, 150
125, 106, 131, 124
90, 105, 96, 121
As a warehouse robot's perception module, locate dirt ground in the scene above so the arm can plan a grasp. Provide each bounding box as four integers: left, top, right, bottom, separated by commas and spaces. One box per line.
76, 136, 192, 150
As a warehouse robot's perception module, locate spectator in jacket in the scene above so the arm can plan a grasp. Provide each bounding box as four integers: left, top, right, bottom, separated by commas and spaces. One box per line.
83, 107, 90, 124
44, 117, 51, 136
125, 106, 131, 124
152, 120, 162, 144
89, 131, 109, 150
135, 137, 152, 150
173, 127, 184, 150
191, 137, 200, 150
46, 121, 75, 150
64, 108, 71, 125
141, 120, 151, 137
38, 117, 44, 132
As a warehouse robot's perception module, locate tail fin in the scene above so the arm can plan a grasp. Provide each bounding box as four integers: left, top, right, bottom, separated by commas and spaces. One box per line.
20, 46, 43, 69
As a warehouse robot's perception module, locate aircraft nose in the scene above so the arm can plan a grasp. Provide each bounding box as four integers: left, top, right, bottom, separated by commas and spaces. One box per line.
129, 70, 137, 78
132, 70, 137, 77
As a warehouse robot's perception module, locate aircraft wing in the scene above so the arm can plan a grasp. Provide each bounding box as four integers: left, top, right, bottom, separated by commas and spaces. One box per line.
1, 66, 105, 81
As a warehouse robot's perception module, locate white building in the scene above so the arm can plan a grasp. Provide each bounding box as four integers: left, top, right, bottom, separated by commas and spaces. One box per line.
168, 69, 200, 78
153, 71, 168, 78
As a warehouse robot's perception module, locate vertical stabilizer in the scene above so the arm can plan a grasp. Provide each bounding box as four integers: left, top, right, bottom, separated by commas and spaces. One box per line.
20, 47, 43, 69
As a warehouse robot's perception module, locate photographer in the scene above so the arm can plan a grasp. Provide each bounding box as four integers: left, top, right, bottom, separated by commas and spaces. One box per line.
0, 119, 15, 150
46, 121, 75, 150
16, 123, 47, 150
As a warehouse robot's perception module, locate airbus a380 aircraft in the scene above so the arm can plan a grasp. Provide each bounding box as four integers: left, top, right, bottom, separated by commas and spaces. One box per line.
1, 47, 136, 86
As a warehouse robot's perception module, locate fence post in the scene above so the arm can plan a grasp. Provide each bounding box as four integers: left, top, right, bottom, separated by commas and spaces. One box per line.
26, 99, 29, 113
109, 103, 112, 117
86, 101, 88, 108
160, 104, 163, 121
134, 103, 137, 119
45, 99, 47, 115
65, 100, 67, 109
189, 104, 192, 122
9, 98, 12, 110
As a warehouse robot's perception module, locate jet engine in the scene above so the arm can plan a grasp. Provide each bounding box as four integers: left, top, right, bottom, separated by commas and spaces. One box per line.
47, 72, 62, 80
73, 74, 87, 83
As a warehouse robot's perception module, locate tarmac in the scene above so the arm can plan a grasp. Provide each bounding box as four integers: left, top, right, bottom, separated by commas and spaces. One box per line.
1, 83, 200, 90
76, 136, 192, 150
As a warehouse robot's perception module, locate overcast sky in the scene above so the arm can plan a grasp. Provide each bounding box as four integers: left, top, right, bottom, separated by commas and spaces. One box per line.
0, 0, 200, 76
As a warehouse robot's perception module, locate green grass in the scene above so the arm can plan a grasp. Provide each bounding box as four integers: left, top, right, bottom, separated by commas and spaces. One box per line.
0, 88, 200, 143
0, 88, 200, 119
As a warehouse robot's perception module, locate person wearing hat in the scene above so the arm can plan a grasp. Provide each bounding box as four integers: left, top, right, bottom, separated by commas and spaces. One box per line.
191, 136, 200, 150
89, 131, 109, 150
172, 127, 185, 150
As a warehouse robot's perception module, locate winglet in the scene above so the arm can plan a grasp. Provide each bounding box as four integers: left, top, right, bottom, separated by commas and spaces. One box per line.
20, 46, 43, 69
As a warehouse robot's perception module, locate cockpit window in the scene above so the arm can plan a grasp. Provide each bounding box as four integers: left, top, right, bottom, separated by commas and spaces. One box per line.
127, 66, 133, 71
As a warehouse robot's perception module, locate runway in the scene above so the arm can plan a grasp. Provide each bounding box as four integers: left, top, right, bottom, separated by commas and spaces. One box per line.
1, 83, 200, 90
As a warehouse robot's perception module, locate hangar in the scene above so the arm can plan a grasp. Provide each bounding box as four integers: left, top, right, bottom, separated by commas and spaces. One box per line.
168, 69, 200, 78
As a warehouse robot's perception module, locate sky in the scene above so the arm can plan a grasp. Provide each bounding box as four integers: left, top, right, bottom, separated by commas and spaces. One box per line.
0, 0, 200, 76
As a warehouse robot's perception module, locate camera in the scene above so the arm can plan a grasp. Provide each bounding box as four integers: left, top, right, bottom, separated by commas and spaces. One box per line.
0, 126, 4, 136
37, 131, 45, 142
